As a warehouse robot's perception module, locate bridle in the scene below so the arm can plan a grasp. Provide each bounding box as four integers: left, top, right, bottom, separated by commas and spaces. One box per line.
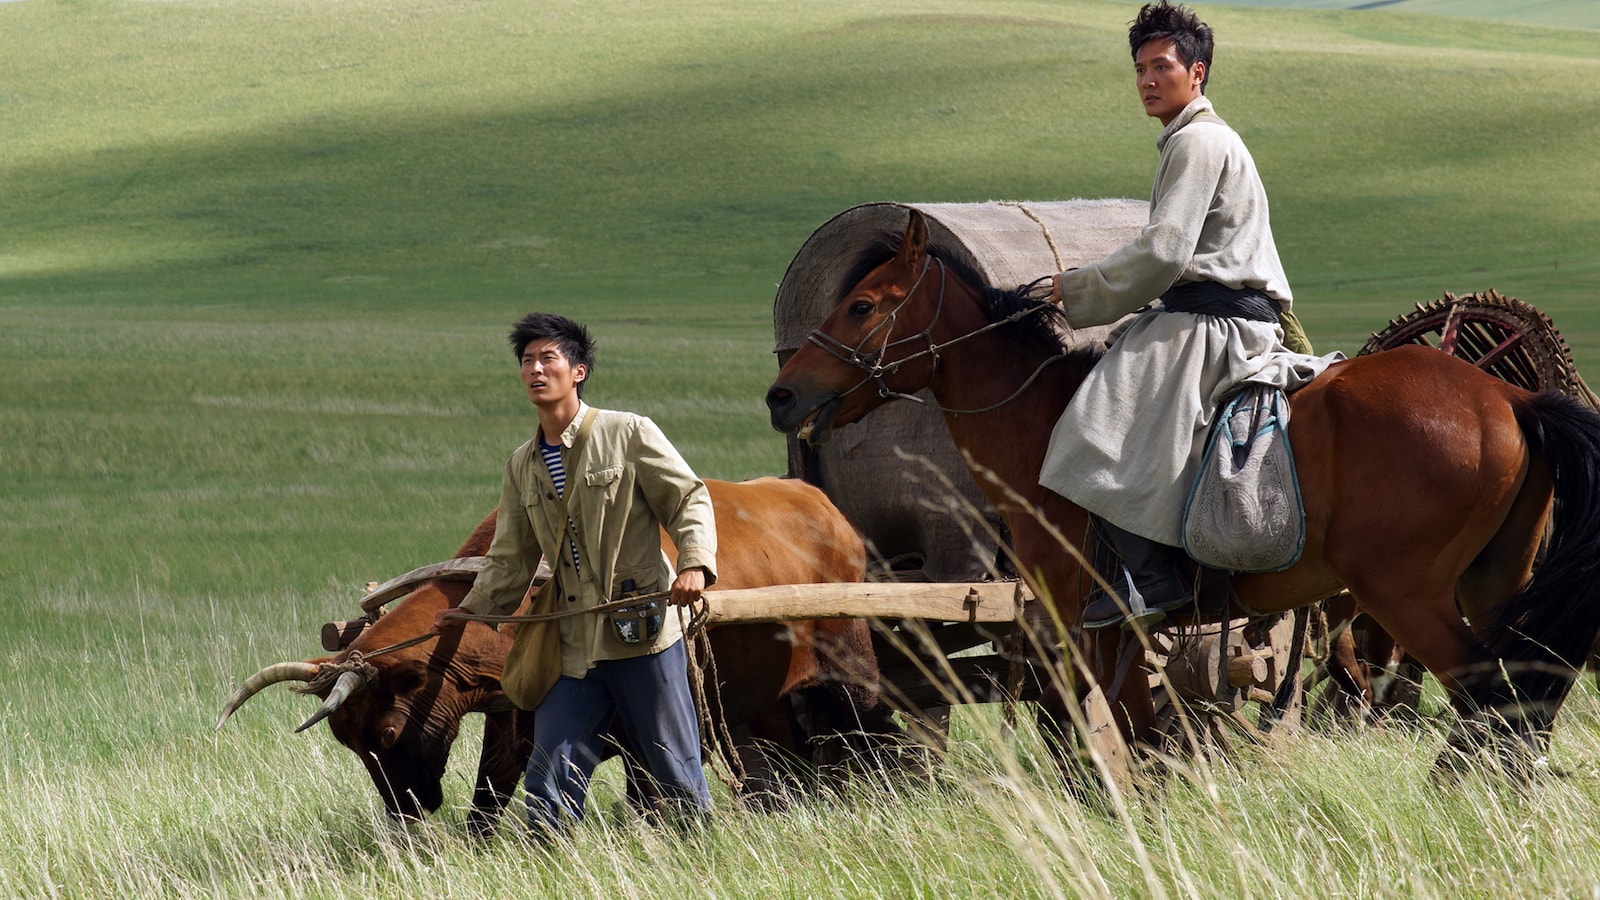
802, 254, 1068, 416
804, 254, 943, 405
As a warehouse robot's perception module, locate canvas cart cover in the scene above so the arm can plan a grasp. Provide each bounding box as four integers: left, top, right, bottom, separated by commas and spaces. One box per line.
773, 200, 1148, 581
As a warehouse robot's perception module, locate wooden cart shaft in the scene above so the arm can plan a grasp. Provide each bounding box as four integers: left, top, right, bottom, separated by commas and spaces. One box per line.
699, 580, 1033, 625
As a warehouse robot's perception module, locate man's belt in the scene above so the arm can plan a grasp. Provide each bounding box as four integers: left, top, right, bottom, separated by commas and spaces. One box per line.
1161, 281, 1279, 323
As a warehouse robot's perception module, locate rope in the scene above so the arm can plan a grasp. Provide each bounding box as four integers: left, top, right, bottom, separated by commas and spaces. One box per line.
678, 600, 747, 795
297, 654, 379, 695
350, 591, 670, 660
449, 591, 669, 628
342, 632, 437, 662
1003, 201, 1066, 273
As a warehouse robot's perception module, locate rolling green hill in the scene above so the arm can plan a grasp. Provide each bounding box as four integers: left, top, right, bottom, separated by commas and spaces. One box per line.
1189, 0, 1600, 30
3, 0, 1596, 326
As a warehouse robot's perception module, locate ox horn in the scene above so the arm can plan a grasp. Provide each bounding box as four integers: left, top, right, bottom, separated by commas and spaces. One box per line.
214, 661, 320, 731
294, 670, 367, 734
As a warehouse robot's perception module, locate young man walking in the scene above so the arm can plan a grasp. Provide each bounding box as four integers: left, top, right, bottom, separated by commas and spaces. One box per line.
1042, 1, 1332, 629
436, 312, 717, 836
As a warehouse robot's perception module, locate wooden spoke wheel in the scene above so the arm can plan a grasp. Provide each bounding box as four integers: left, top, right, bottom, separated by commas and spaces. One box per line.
1359, 289, 1600, 409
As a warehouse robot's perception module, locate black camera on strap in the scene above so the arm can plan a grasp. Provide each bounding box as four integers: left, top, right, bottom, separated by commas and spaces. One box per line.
607, 578, 662, 645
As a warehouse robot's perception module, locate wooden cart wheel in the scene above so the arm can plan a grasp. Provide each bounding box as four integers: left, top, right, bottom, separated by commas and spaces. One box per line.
1146, 611, 1304, 749
1359, 289, 1600, 408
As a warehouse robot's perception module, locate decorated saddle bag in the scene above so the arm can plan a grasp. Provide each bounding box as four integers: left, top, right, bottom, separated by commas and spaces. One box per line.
1183, 383, 1305, 573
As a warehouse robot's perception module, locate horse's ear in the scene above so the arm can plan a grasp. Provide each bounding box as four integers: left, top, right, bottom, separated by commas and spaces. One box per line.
898, 209, 929, 269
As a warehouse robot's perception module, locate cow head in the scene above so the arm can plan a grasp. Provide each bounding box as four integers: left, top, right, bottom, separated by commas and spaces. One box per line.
325, 581, 512, 819
217, 570, 520, 824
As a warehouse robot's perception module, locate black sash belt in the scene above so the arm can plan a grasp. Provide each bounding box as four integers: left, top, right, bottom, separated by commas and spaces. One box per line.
1161, 281, 1279, 323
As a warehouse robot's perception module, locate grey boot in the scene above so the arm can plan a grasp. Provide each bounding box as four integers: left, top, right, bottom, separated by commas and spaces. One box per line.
1080, 516, 1190, 630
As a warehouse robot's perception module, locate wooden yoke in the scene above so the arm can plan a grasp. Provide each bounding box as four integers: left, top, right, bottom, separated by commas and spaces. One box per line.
320, 556, 550, 652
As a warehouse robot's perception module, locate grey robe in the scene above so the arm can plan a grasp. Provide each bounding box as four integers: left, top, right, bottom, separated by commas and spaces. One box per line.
1040, 97, 1337, 547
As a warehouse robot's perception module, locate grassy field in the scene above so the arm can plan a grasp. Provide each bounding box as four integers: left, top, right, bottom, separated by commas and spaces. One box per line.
5, 0, 1600, 895
1193, 0, 1600, 30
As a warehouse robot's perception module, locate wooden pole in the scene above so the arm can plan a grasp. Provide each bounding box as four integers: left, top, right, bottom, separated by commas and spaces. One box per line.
700, 581, 1033, 625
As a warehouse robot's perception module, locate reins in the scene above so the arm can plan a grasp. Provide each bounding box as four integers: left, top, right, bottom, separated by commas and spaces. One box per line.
355, 590, 673, 660
676, 600, 747, 793
450, 590, 672, 628
804, 258, 1066, 416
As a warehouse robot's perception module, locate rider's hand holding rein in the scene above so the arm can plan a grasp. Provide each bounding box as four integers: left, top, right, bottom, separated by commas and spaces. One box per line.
1049, 270, 1076, 306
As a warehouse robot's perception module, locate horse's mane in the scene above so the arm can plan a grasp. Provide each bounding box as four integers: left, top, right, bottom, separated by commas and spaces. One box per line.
841, 232, 1105, 368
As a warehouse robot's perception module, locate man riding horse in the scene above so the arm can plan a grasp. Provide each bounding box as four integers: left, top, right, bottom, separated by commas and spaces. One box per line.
766, 3, 1600, 777
1044, 1, 1332, 630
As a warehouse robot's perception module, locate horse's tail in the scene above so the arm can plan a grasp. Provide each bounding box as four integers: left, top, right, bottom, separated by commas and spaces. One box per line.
1480, 390, 1600, 732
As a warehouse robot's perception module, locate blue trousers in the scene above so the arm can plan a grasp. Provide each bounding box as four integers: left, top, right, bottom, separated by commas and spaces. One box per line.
524, 638, 711, 835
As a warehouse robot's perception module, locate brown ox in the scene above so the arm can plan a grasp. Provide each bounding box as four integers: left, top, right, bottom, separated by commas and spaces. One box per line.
217, 477, 896, 833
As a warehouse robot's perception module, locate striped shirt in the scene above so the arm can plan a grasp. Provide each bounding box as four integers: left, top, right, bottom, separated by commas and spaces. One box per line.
538, 437, 583, 575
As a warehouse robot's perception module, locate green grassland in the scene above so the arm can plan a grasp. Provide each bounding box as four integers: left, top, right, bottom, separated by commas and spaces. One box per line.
5, 0, 1600, 895
1192, 0, 1600, 30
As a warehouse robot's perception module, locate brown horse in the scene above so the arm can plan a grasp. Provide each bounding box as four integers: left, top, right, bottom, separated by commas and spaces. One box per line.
766, 209, 1600, 772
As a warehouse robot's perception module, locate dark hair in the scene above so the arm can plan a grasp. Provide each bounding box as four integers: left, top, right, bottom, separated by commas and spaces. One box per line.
508, 312, 595, 397
1130, 1, 1213, 93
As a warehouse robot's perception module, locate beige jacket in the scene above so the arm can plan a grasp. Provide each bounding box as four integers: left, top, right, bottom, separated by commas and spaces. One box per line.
459, 402, 718, 676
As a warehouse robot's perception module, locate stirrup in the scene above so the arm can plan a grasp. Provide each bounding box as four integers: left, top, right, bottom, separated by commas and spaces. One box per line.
1081, 568, 1168, 631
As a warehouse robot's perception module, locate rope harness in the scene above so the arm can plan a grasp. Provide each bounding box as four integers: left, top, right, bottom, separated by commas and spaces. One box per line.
300, 655, 379, 695
676, 602, 747, 793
